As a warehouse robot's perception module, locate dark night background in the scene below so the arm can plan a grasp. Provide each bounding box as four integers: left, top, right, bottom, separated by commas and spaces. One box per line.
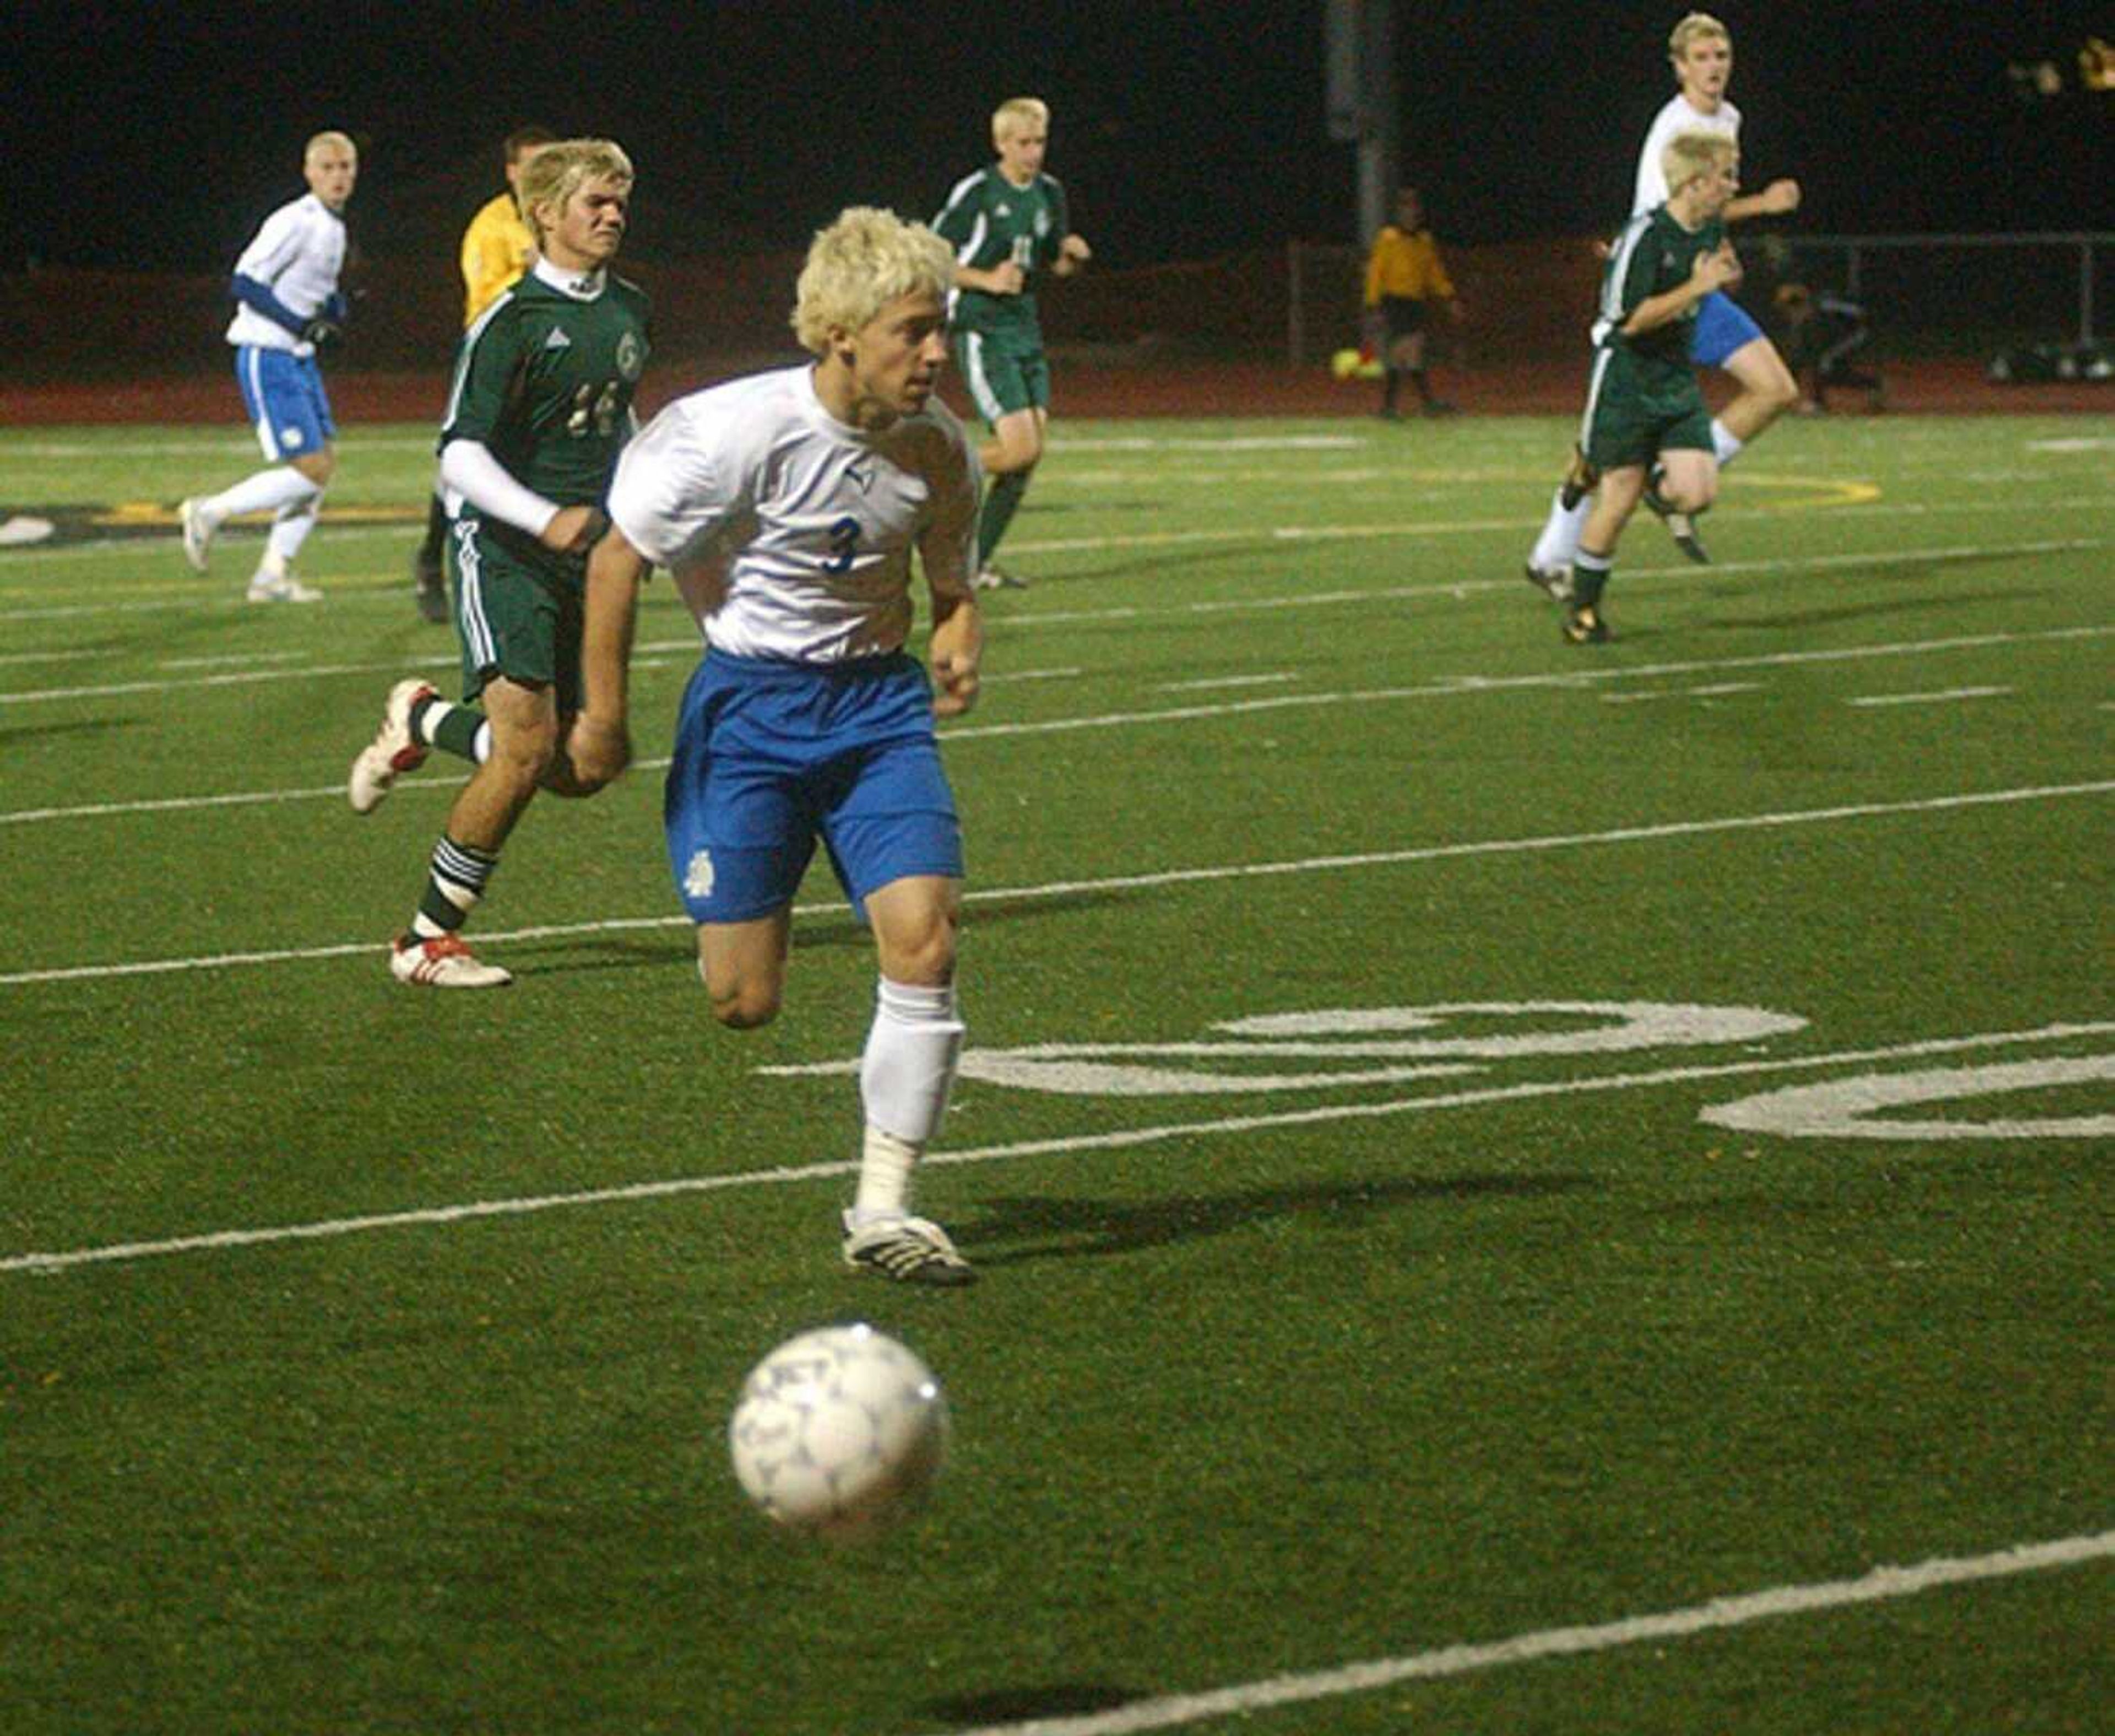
3, 1, 2106, 280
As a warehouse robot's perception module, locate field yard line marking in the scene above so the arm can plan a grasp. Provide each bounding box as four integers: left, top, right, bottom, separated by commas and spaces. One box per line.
1, 507, 2103, 595
3, 782, 2109, 986
8, 621, 2106, 807
925, 1531, 2115, 1736
1847, 686, 2015, 707
3, 1021, 2107, 1277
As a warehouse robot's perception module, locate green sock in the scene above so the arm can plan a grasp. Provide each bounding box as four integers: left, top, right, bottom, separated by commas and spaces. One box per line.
976, 473, 1029, 567
411, 693, 490, 763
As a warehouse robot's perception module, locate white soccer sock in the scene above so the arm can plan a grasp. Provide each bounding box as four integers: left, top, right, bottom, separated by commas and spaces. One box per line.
1711, 419, 1744, 467
264, 490, 323, 570
205, 466, 321, 524
1530, 485, 1593, 571
853, 978, 966, 1220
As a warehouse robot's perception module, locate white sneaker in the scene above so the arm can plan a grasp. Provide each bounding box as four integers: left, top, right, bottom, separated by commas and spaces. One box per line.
389, 933, 513, 989
178, 498, 217, 572
246, 572, 323, 604
840, 1209, 977, 1286
971, 565, 1029, 591
348, 679, 437, 814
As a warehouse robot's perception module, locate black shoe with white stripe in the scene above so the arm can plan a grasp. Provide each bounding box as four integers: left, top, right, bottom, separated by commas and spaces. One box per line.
1642, 474, 1711, 563
840, 1211, 978, 1286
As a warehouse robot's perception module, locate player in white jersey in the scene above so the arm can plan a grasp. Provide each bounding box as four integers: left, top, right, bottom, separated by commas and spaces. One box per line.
575, 208, 984, 1286
1526, 12, 1801, 587
179, 132, 359, 603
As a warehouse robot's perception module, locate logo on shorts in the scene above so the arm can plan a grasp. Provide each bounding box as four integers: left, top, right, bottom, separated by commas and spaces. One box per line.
281, 426, 306, 449
684, 849, 715, 900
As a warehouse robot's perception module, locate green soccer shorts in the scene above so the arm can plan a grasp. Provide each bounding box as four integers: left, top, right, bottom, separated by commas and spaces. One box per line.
1580, 349, 1713, 472
953, 329, 1051, 425
447, 516, 584, 711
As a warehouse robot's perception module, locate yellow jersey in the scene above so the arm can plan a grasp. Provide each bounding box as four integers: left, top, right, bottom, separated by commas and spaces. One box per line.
459, 189, 536, 326
1363, 226, 1456, 306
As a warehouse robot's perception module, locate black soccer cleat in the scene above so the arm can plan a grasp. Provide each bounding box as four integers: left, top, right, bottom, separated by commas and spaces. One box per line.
1642, 476, 1711, 564
1558, 446, 1601, 511
1561, 604, 1612, 645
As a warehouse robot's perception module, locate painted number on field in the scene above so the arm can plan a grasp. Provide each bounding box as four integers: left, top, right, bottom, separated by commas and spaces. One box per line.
766, 999, 2112, 1143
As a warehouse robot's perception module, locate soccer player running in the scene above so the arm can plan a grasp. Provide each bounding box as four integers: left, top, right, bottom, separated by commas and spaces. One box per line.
411, 126, 556, 624
345, 139, 650, 989
932, 96, 1091, 590
572, 209, 984, 1286
1558, 132, 1743, 645
180, 132, 359, 603
1527, 10, 1800, 589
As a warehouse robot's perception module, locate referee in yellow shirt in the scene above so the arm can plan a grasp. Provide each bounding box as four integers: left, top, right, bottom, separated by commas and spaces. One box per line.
414, 126, 554, 621
1362, 186, 1465, 419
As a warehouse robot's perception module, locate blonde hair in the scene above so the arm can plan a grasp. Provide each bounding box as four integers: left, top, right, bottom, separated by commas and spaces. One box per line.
1661, 129, 1736, 194
518, 139, 634, 243
991, 96, 1049, 144
303, 131, 356, 165
791, 207, 954, 355
1668, 12, 1730, 59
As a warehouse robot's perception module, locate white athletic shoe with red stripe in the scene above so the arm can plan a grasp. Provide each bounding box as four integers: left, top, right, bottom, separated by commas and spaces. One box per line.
389, 933, 513, 989
348, 679, 436, 815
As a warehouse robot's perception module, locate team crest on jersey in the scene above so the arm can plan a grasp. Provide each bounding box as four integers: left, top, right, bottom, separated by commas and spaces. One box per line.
684, 849, 715, 900
617, 330, 645, 381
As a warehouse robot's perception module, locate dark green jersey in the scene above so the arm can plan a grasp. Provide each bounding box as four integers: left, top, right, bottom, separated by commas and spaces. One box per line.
931, 165, 1071, 339
1592, 204, 1726, 387
441, 265, 652, 509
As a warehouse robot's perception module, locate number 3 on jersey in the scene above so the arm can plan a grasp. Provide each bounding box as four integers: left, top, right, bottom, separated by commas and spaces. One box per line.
825, 514, 861, 574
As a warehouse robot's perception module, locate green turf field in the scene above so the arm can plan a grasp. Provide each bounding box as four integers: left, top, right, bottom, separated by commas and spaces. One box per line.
2, 410, 2108, 1734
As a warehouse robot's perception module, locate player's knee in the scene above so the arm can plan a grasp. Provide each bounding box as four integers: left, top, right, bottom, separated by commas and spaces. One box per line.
707, 978, 781, 1030
292, 449, 335, 487
489, 719, 559, 786
878, 921, 958, 990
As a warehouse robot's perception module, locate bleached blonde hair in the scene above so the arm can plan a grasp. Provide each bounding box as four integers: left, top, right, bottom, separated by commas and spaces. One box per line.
1662, 128, 1737, 194
304, 131, 356, 165
991, 96, 1049, 144
790, 207, 954, 355
518, 139, 634, 243
1668, 12, 1730, 61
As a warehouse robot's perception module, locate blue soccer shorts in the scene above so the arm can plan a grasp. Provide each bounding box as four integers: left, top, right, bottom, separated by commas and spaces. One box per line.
235, 345, 335, 462
663, 649, 964, 925
1690, 291, 1765, 370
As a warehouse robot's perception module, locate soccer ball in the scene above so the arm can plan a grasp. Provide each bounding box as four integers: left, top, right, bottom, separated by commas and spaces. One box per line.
1331, 346, 1363, 381
728, 1323, 950, 1543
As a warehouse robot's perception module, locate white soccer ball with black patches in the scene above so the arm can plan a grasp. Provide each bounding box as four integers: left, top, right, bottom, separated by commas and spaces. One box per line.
728, 1323, 950, 1542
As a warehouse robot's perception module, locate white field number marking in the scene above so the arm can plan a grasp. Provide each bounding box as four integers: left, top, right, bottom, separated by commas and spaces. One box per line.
767, 1001, 2111, 1140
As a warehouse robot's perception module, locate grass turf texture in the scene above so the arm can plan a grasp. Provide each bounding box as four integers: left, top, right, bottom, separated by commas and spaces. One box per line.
1, 411, 2108, 1734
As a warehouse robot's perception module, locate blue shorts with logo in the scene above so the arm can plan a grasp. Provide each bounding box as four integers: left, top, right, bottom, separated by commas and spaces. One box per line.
1690, 291, 1764, 370
234, 345, 334, 462
663, 648, 964, 925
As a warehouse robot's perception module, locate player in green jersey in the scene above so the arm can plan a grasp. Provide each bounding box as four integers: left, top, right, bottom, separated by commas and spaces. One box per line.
1561, 131, 1743, 645
932, 96, 1091, 588
345, 139, 652, 988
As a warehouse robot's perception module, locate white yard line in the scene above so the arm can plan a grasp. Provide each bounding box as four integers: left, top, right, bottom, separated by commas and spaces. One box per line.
924, 1530, 2115, 1736
1847, 685, 2015, 707
3, 780, 2108, 985
3, 1021, 2105, 1276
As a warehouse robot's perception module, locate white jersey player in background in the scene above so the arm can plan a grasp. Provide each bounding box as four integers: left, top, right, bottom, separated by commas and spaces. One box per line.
574, 207, 985, 1287
180, 131, 359, 603
1527, 10, 1801, 587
